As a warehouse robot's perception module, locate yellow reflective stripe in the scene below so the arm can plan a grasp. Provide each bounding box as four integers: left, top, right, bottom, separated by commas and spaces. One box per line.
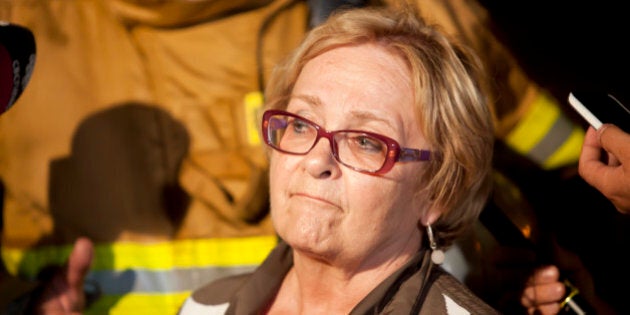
102, 235, 277, 270
505, 92, 583, 169
85, 292, 190, 315
244, 91, 264, 146
2, 244, 73, 276
505, 93, 560, 155
2, 235, 277, 277
542, 126, 585, 169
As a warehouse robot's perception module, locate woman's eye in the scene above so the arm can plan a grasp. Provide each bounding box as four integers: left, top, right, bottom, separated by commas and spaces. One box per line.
355, 135, 384, 152
291, 119, 310, 133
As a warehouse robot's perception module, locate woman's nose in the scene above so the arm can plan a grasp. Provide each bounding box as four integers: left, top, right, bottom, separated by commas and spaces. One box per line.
302, 137, 340, 179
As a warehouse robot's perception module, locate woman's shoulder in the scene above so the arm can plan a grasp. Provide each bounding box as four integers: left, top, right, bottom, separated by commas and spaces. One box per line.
177, 273, 252, 315
422, 268, 501, 315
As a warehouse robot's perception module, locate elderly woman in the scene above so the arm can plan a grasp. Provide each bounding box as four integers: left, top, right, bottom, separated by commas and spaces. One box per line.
179, 5, 496, 314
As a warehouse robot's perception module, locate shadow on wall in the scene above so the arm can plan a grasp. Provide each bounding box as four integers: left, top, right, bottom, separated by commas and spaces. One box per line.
46, 102, 191, 243
17, 102, 192, 310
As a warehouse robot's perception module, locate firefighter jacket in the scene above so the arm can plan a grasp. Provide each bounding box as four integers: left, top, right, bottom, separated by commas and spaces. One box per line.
0, 0, 583, 314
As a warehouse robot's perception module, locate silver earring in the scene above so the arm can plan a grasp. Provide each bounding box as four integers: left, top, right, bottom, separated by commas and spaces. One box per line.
427, 224, 444, 265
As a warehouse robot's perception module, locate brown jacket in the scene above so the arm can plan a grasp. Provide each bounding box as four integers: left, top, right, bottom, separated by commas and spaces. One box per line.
178, 241, 500, 315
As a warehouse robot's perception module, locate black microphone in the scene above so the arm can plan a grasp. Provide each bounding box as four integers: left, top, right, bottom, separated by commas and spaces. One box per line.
0, 21, 36, 114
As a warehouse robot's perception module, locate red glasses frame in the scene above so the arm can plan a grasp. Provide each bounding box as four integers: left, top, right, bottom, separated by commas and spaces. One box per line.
261, 109, 431, 175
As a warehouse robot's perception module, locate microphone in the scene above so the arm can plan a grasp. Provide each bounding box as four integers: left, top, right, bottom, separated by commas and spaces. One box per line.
0, 21, 36, 114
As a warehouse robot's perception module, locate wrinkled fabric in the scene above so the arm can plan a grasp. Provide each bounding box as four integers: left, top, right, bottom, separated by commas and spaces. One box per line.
0, 0, 544, 254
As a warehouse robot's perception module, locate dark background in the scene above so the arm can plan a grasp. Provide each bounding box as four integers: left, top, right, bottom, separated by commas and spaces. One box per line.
477, 3, 630, 313
481, 1, 628, 111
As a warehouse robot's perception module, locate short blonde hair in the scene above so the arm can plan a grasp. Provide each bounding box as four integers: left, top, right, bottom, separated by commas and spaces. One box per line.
265, 5, 494, 248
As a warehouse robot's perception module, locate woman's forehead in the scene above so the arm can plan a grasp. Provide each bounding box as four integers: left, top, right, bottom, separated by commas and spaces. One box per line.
296, 44, 413, 108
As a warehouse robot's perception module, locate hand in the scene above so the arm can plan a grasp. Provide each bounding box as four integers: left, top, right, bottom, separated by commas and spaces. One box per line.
520, 265, 565, 315
578, 124, 630, 214
34, 237, 94, 315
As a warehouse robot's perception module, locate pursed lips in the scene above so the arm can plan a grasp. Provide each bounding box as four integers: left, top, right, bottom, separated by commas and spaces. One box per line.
290, 192, 340, 209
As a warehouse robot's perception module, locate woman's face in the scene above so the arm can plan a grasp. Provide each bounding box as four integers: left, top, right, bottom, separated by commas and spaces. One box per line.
269, 43, 432, 268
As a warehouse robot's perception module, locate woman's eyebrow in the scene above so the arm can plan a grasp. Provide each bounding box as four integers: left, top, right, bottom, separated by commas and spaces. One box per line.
291, 94, 322, 107
347, 110, 395, 131
290, 94, 396, 131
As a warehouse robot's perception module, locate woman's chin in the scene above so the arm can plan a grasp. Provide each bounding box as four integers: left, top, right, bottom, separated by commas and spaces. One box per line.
285, 233, 335, 259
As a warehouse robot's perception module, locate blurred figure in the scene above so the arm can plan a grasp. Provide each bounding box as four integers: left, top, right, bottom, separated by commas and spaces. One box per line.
0, 20, 37, 312
522, 123, 630, 315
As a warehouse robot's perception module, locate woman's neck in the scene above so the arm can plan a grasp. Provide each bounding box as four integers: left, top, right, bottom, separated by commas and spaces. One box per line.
265, 248, 417, 314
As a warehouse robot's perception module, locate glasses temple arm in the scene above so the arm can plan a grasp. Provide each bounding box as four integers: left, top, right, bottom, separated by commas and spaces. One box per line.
398, 149, 431, 162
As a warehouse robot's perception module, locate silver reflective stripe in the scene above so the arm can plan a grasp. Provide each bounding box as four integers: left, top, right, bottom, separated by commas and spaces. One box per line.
87, 265, 258, 294
527, 113, 574, 165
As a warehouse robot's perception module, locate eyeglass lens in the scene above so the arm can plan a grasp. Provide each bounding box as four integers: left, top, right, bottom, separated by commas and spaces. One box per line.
266, 113, 389, 172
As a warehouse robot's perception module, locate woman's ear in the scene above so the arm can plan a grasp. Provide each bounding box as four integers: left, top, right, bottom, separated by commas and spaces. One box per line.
420, 206, 442, 226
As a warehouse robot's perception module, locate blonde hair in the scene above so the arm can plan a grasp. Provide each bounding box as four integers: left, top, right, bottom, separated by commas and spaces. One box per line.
264, 5, 494, 248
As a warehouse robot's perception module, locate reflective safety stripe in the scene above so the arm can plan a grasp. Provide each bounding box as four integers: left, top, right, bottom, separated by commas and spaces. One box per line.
541, 126, 585, 169
244, 91, 264, 146
2, 235, 278, 276
86, 292, 191, 315
88, 264, 259, 294
505, 92, 584, 169
2, 236, 278, 314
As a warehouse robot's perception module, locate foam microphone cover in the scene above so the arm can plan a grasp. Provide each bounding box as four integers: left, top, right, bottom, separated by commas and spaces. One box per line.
0, 21, 36, 114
